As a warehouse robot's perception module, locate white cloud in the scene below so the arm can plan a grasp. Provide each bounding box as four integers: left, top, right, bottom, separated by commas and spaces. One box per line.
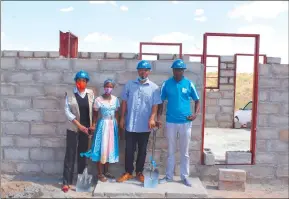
194, 9, 204, 16
171, 1, 179, 4
120, 5, 128, 11
152, 32, 194, 43
60, 6, 74, 12
89, 1, 117, 7
1, 32, 5, 40
144, 17, 151, 21
228, 1, 288, 21
194, 16, 207, 22
84, 32, 112, 43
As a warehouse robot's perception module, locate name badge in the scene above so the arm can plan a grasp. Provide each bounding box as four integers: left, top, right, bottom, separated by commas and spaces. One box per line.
182, 88, 187, 93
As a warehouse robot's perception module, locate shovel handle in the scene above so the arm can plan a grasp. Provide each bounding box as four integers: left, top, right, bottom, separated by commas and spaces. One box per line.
151, 128, 157, 163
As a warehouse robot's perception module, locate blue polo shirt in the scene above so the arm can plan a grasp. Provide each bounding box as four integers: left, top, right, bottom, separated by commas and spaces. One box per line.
160, 77, 200, 124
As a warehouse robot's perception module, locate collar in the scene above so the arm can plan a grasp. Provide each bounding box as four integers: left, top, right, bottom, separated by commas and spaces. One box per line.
73, 87, 88, 94
133, 78, 151, 85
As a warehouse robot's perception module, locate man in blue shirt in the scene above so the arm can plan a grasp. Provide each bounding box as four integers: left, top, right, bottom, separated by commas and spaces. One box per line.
157, 59, 200, 187
117, 60, 162, 183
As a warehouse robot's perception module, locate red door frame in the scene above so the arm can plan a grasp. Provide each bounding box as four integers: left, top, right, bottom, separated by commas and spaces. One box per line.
232, 53, 267, 128
201, 33, 260, 165
139, 42, 183, 60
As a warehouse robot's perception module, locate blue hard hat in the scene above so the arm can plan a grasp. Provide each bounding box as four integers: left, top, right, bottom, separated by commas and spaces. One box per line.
74, 70, 90, 82
136, 60, 152, 69
171, 59, 186, 69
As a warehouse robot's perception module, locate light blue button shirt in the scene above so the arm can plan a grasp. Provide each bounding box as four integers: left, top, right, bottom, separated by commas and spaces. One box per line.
161, 77, 200, 124
121, 78, 162, 133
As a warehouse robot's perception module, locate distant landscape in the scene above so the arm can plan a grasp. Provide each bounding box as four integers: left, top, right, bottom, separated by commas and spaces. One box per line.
206, 72, 253, 110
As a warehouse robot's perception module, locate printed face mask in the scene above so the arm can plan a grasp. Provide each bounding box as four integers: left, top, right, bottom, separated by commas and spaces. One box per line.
104, 87, 113, 94
76, 81, 87, 92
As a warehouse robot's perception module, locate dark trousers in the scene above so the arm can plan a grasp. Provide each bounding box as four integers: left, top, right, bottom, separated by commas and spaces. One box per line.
125, 131, 150, 174
62, 129, 89, 185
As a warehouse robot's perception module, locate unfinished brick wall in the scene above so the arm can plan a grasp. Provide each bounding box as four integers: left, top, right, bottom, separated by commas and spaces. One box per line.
0, 54, 203, 176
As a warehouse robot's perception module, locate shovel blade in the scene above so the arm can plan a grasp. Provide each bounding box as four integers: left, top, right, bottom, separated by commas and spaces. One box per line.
143, 168, 159, 188
75, 168, 94, 192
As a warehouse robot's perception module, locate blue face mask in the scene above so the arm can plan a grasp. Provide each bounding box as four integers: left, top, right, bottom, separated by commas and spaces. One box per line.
138, 76, 148, 82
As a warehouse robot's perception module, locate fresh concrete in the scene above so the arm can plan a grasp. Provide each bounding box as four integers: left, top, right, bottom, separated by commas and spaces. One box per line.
93, 176, 208, 198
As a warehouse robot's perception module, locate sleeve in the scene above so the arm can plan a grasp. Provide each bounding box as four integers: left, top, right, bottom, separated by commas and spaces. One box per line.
160, 81, 167, 101
64, 95, 76, 122
121, 82, 129, 101
93, 98, 101, 111
190, 81, 200, 101
152, 86, 162, 105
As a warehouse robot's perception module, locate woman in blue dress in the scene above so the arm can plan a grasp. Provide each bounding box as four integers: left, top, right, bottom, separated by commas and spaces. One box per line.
80, 79, 120, 182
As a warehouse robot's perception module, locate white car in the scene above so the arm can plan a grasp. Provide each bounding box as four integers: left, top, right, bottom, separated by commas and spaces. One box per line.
234, 101, 252, 126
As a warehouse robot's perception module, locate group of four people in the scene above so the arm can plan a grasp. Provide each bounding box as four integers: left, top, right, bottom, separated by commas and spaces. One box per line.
61, 59, 200, 193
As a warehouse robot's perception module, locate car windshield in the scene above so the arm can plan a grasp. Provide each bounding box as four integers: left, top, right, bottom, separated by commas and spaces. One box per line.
243, 101, 252, 110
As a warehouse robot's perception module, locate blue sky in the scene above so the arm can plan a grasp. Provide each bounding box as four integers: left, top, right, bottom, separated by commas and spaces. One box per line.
1, 1, 288, 72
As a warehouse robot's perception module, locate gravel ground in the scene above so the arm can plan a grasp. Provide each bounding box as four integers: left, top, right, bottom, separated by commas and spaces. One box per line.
1, 174, 288, 198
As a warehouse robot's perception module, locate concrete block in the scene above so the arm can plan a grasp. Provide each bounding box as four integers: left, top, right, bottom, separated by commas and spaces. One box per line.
255, 152, 277, 164
259, 77, 280, 88
1, 57, 17, 69
219, 99, 233, 106
225, 151, 252, 164
19, 51, 34, 57
227, 63, 235, 68
258, 90, 268, 101
266, 140, 288, 152
222, 106, 234, 113
229, 77, 234, 84
1, 84, 16, 95
269, 91, 288, 102
99, 60, 126, 71
1, 110, 15, 121
46, 59, 71, 70
220, 69, 234, 77
206, 106, 221, 114
1, 162, 17, 173
41, 138, 65, 148
48, 51, 59, 58
247, 166, 275, 179
34, 51, 48, 57
258, 103, 280, 114
219, 122, 232, 128
55, 149, 66, 161
257, 114, 269, 127
218, 181, 245, 192
189, 151, 201, 164
149, 74, 169, 86
7, 72, 34, 83
220, 63, 227, 69
205, 113, 215, 120
219, 84, 234, 90
189, 140, 201, 151
218, 168, 246, 182
121, 53, 137, 59
279, 130, 288, 142
185, 62, 202, 74
31, 123, 57, 135
256, 128, 279, 140
206, 91, 221, 99
220, 56, 234, 63
3, 50, 18, 57
126, 60, 140, 71
30, 148, 54, 161
79, 52, 89, 58
269, 115, 288, 126
256, 140, 266, 152
15, 86, 45, 96
204, 148, 215, 165
15, 110, 43, 122
44, 85, 69, 98
115, 71, 137, 85
89, 72, 116, 85
276, 165, 288, 178
15, 137, 41, 147
145, 150, 162, 163
17, 163, 42, 173
90, 52, 105, 59
220, 77, 228, 84
158, 53, 174, 60
2, 122, 30, 135
43, 110, 67, 123
205, 99, 218, 105
33, 71, 63, 84
4, 97, 31, 109
266, 57, 281, 64
18, 59, 45, 70
154, 60, 172, 73
1, 136, 14, 147
277, 154, 288, 165
112, 85, 124, 97
4, 148, 29, 161
42, 161, 63, 174
32, 97, 60, 109
221, 90, 234, 99
72, 59, 98, 71
105, 52, 120, 59
259, 64, 270, 76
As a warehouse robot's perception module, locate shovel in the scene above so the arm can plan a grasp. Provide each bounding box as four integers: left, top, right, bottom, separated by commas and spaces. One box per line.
76, 134, 94, 193
144, 128, 159, 188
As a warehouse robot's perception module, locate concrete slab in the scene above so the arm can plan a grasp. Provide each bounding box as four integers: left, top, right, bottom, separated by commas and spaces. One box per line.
93, 176, 208, 198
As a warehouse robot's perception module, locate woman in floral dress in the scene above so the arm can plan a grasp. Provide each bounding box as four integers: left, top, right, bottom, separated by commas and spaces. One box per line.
80, 79, 120, 182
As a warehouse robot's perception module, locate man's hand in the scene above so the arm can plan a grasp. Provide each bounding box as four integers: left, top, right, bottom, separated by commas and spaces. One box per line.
78, 124, 89, 135
89, 125, 96, 132
119, 118, 125, 130
148, 119, 156, 129
156, 120, 162, 129
187, 114, 197, 121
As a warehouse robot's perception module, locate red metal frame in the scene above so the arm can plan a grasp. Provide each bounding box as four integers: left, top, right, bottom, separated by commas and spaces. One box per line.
201, 33, 260, 165
232, 53, 267, 128
139, 42, 182, 60
59, 31, 78, 58
184, 54, 221, 89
